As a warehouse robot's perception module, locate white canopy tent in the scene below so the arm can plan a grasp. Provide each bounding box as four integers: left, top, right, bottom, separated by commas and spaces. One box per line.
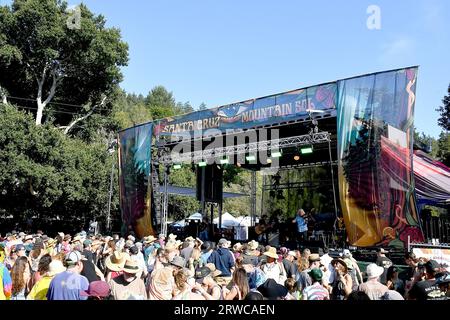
235, 216, 258, 227
213, 212, 240, 228
186, 212, 203, 221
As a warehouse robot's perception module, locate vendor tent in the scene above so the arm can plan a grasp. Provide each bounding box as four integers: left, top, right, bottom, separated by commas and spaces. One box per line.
213, 212, 240, 228
186, 212, 203, 221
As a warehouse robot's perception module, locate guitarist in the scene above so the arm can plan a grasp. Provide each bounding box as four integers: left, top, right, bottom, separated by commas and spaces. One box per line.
255, 215, 269, 245
292, 209, 308, 249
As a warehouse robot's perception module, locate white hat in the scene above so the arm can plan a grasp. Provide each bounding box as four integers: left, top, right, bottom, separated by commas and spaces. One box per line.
47, 260, 66, 276
288, 251, 297, 258
343, 249, 352, 257
366, 263, 384, 279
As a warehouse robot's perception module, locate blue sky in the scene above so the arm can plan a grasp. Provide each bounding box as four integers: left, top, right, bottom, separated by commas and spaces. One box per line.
3, 0, 449, 137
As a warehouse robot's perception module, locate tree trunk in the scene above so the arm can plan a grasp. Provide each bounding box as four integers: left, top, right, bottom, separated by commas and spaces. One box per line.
35, 67, 59, 125
0, 86, 7, 104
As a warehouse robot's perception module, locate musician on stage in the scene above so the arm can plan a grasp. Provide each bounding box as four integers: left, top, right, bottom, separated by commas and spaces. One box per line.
292, 209, 308, 249
255, 215, 269, 245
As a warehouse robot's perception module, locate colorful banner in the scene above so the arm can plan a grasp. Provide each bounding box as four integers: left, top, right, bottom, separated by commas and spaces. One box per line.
337, 67, 424, 248
153, 83, 336, 137
412, 247, 450, 271
118, 123, 155, 238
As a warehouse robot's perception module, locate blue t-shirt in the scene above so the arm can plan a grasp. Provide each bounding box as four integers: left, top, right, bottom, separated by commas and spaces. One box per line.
46, 271, 89, 300
295, 216, 308, 233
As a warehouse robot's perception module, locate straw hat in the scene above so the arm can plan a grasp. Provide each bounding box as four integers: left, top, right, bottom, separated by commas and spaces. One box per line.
71, 235, 82, 244
205, 263, 222, 277
247, 240, 259, 251
105, 251, 128, 272
47, 260, 67, 276
331, 258, 348, 274
46, 239, 56, 248
233, 242, 243, 252
263, 246, 278, 259
122, 260, 141, 274
168, 233, 177, 240
143, 235, 157, 244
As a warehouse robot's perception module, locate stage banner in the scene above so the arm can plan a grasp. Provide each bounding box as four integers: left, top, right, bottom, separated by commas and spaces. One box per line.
337, 67, 424, 248
153, 83, 336, 138
118, 123, 155, 238
412, 247, 450, 271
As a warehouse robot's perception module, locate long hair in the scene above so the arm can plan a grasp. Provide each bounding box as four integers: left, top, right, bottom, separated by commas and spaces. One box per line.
37, 254, 52, 274
174, 269, 187, 291
11, 256, 30, 296
296, 257, 309, 272
232, 268, 249, 299
108, 240, 116, 251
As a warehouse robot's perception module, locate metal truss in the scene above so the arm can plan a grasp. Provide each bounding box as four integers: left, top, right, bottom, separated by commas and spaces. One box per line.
158, 131, 331, 165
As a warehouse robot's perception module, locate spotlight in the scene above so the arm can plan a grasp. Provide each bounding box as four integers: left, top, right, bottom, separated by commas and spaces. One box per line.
198, 161, 207, 167
271, 150, 282, 158
294, 155, 300, 161
220, 157, 229, 165
246, 155, 256, 161
173, 164, 182, 169
300, 146, 313, 154
266, 158, 272, 164
236, 162, 242, 168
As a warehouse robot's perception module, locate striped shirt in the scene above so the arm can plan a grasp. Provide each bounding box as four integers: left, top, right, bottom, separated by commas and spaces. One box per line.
302, 282, 330, 300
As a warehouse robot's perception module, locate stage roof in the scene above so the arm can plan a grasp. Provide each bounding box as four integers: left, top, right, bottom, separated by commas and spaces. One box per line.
163, 185, 247, 199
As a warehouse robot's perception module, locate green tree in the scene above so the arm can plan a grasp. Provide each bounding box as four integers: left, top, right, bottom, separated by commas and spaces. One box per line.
436, 84, 450, 131
0, 104, 119, 231
145, 86, 176, 120
0, 0, 128, 128
112, 90, 152, 130
435, 84, 450, 166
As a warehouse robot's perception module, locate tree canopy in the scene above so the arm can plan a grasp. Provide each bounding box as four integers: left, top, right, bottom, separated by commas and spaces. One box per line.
0, 0, 128, 127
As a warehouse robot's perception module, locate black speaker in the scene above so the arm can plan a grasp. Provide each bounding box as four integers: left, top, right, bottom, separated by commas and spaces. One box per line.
196, 165, 223, 203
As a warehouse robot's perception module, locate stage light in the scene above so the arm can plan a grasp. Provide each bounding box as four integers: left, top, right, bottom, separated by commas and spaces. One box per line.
266, 158, 272, 164
236, 162, 242, 168
220, 157, 229, 165
246, 155, 256, 161
294, 155, 300, 161
300, 146, 313, 154
198, 161, 207, 167
173, 164, 182, 170
271, 150, 282, 158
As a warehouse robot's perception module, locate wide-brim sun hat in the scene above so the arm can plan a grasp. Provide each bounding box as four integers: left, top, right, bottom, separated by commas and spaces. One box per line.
331, 258, 348, 274
105, 251, 128, 272
247, 240, 259, 251
170, 256, 186, 268
205, 263, 222, 277
263, 246, 278, 259
365, 263, 384, 279
143, 235, 157, 244
122, 260, 141, 274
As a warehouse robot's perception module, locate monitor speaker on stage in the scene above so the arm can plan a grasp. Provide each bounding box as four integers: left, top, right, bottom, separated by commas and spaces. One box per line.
196, 165, 223, 203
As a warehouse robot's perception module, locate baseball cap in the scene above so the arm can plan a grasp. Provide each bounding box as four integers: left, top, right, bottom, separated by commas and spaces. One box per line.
83, 239, 92, 247
288, 251, 297, 258
218, 238, 228, 246
425, 260, 440, 274
14, 244, 26, 252
80, 281, 110, 298
308, 268, 323, 281
65, 251, 84, 265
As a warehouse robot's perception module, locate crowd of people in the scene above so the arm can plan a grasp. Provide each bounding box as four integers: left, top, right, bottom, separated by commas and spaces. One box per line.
0, 230, 448, 300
